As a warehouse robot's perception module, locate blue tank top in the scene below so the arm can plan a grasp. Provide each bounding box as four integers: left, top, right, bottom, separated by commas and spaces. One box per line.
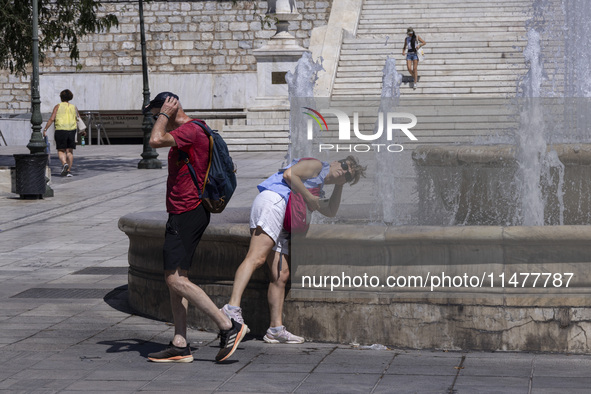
257, 159, 329, 202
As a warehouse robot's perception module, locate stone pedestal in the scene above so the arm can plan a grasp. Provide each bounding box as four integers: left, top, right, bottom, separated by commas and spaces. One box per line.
252, 0, 306, 109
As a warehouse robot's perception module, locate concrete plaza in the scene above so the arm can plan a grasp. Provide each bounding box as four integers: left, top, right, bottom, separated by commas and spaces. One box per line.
0, 145, 590, 393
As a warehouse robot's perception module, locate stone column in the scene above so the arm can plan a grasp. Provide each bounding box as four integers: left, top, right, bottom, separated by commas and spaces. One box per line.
251, 0, 306, 109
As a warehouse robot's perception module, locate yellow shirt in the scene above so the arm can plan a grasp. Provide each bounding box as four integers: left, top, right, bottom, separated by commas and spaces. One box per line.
55, 102, 77, 130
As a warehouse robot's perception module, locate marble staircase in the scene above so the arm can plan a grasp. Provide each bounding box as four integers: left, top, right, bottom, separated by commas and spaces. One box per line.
223, 0, 564, 151
328, 0, 543, 147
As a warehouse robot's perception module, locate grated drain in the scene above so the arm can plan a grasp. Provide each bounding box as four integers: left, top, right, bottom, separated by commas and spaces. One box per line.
10, 288, 114, 299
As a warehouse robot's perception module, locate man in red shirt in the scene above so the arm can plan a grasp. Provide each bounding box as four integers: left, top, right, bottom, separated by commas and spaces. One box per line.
144, 92, 247, 363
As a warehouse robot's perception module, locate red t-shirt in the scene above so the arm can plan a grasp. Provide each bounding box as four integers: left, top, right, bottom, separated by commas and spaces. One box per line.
166, 120, 210, 214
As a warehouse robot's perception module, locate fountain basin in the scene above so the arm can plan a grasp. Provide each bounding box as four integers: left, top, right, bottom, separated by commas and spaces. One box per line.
119, 211, 591, 353
413, 144, 591, 225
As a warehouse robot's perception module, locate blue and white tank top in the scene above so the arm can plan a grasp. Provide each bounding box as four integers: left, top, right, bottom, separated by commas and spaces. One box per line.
257, 158, 329, 202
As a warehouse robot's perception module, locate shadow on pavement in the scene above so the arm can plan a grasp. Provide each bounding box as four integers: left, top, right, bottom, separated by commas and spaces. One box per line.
48, 156, 143, 181
96, 338, 164, 358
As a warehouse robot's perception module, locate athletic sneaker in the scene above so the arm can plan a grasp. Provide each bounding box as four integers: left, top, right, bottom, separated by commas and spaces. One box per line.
147, 342, 193, 363
66, 173, 73, 177
263, 326, 305, 344
413, 82, 418, 90
216, 318, 247, 362
221, 304, 250, 333
60, 163, 69, 176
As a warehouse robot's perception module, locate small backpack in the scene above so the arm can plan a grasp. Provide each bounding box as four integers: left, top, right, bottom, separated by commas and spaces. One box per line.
179, 120, 237, 213
282, 158, 323, 234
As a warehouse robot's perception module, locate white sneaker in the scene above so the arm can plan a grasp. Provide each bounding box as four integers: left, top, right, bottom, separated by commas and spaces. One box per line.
221, 304, 250, 333
263, 326, 304, 344
413, 82, 418, 90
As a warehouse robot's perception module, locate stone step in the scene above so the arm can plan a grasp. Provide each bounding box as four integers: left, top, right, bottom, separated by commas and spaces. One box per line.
355, 31, 528, 40
338, 57, 526, 65
221, 122, 289, 152
362, 0, 532, 7
334, 81, 520, 90
222, 131, 288, 139
227, 143, 288, 153
332, 87, 517, 96
225, 137, 288, 145
334, 75, 533, 84
336, 69, 534, 78
222, 124, 288, 132
362, 8, 531, 15
339, 47, 526, 56
340, 41, 527, 49
336, 64, 528, 76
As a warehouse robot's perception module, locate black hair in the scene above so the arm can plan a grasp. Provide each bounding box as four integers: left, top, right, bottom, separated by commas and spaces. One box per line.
60, 89, 73, 102
411, 33, 417, 51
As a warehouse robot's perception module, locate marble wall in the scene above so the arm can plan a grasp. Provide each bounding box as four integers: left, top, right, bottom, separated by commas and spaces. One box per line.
0, 0, 333, 114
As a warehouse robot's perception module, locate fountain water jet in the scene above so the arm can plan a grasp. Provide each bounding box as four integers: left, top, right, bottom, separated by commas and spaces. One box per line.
374, 57, 403, 224
285, 51, 324, 162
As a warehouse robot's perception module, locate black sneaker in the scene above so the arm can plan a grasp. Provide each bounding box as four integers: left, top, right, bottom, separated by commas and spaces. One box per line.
60, 163, 69, 176
216, 318, 247, 362
148, 342, 193, 363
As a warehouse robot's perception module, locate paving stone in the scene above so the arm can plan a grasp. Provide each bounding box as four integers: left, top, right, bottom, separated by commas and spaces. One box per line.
373, 375, 455, 394
296, 372, 382, 393
64, 379, 148, 392
531, 376, 591, 390
313, 348, 395, 374
241, 361, 315, 373
460, 356, 533, 377
533, 356, 591, 378
139, 379, 222, 392
386, 354, 462, 376
452, 376, 531, 392
220, 371, 308, 392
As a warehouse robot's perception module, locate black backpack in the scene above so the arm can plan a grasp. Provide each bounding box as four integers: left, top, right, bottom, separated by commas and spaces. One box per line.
178, 120, 237, 213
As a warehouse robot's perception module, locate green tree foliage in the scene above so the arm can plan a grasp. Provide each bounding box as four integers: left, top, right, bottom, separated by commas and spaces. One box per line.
0, 0, 118, 75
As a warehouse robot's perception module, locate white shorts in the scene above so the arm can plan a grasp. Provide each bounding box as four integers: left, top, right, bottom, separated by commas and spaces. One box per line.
250, 190, 290, 255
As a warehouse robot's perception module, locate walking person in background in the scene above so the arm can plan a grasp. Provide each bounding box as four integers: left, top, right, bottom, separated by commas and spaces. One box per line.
221, 156, 366, 344
402, 27, 426, 90
43, 89, 85, 177
145, 92, 247, 363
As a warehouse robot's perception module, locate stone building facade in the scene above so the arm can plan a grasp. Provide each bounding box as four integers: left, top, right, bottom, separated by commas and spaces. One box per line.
0, 0, 332, 114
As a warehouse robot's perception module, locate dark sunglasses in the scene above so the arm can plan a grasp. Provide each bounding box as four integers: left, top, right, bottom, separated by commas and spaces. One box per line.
339, 160, 353, 183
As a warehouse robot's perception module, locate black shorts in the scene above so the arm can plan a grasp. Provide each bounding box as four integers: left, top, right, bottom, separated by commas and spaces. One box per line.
163, 204, 210, 271
55, 129, 77, 150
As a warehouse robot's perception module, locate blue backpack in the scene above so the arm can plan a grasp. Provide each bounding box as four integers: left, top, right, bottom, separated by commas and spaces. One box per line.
179, 120, 237, 213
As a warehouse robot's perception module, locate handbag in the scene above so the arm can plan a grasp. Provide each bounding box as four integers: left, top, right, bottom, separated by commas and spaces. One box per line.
283, 187, 321, 234
418, 46, 425, 61
76, 115, 87, 133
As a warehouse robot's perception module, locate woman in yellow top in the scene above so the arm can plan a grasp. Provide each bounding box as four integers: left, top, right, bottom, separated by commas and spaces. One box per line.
43, 89, 85, 177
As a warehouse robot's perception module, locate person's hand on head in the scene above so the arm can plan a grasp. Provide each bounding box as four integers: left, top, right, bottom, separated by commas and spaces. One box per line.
160, 96, 179, 117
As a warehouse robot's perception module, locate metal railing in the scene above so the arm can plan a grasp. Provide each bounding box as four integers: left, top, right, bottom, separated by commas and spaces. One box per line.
83, 111, 110, 145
